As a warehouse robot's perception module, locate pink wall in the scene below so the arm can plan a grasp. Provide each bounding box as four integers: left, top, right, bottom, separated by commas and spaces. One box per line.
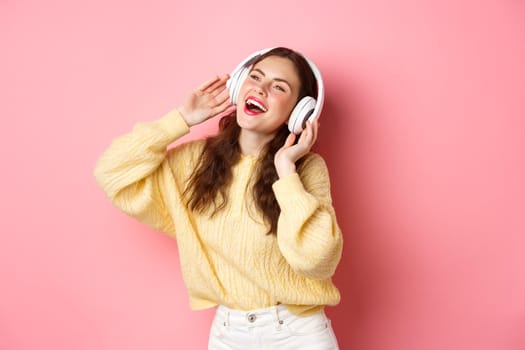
2, 0, 524, 349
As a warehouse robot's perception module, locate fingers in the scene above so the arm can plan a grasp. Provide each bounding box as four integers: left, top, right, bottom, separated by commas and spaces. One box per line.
214, 90, 230, 106
196, 75, 222, 91
198, 74, 230, 94
309, 119, 319, 144
194, 74, 232, 110
213, 84, 233, 107
214, 104, 236, 117
284, 133, 296, 148
212, 96, 235, 114
298, 121, 311, 144
296, 120, 318, 151
208, 95, 236, 120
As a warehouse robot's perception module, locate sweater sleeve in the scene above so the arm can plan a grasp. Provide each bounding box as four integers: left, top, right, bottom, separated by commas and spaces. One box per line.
93, 109, 190, 236
272, 154, 343, 280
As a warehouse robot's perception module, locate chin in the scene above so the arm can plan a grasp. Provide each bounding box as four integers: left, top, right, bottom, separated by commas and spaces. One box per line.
235, 113, 253, 130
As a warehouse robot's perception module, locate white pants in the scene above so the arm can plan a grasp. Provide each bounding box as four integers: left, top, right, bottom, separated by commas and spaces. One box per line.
208, 304, 340, 350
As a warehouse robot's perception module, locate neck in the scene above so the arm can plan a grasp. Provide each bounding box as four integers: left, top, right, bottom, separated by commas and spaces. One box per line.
238, 129, 275, 156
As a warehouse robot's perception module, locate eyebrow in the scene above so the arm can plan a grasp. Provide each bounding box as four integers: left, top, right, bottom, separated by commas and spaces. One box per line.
252, 68, 292, 89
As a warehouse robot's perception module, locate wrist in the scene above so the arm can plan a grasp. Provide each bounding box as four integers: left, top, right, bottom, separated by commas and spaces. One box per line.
276, 162, 296, 179
176, 106, 194, 127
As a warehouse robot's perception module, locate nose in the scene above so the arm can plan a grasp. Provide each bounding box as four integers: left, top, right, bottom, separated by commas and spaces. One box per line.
253, 85, 267, 96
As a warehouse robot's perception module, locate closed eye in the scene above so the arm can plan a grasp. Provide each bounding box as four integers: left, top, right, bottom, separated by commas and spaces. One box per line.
274, 84, 286, 92
249, 73, 261, 81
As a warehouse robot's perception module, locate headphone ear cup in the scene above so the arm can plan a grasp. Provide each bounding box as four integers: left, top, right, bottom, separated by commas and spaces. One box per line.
228, 67, 250, 104
288, 96, 317, 134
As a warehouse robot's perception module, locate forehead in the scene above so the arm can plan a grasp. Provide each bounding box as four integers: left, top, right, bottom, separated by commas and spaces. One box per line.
252, 56, 300, 85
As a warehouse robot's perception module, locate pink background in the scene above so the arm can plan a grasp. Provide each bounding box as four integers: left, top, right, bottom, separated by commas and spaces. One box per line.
2, 0, 524, 349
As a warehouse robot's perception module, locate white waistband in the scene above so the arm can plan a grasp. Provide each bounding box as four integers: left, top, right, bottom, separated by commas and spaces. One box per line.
215, 304, 324, 327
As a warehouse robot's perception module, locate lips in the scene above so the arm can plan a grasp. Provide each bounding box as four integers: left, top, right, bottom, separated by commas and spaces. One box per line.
244, 96, 268, 116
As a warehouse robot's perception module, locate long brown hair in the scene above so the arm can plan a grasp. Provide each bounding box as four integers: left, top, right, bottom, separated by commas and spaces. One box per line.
184, 47, 318, 234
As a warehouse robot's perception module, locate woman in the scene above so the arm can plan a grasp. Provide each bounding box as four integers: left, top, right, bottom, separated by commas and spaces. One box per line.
94, 47, 342, 349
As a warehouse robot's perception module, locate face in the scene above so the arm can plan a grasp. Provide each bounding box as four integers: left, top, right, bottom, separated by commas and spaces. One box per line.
235, 55, 301, 136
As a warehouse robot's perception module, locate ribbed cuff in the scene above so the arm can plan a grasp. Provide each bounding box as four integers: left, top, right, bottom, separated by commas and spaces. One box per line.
158, 109, 190, 140
273, 173, 317, 214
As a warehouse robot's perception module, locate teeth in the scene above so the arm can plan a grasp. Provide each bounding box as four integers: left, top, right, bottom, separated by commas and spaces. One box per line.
246, 98, 267, 112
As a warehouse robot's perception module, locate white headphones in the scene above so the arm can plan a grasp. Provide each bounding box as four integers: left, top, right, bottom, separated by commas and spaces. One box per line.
226, 48, 325, 134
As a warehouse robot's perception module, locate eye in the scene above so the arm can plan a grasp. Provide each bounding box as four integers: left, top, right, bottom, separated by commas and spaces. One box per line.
249, 73, 261, 81
273, 84, 286, 92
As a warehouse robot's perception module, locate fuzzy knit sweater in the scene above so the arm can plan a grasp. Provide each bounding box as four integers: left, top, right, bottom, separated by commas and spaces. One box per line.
94, 109, 342, 315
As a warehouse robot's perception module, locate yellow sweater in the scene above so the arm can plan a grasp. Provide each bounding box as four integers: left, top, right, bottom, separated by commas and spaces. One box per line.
94, 109, 342, 315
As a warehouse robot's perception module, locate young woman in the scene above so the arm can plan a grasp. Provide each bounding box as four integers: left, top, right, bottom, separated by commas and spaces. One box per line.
94, 47, 342, 349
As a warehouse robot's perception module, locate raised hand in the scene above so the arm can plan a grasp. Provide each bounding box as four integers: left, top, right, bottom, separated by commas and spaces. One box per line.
274, 119, 319, 178
177, 74, 236, 127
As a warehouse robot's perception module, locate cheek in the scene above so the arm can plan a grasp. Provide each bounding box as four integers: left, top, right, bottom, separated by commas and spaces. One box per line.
240, 79, 255, 92
236, 82, 251, 104
274, 95, 297, 113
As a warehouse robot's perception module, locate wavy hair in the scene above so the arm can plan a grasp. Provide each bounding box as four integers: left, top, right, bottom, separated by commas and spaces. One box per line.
184, 47, 318, 234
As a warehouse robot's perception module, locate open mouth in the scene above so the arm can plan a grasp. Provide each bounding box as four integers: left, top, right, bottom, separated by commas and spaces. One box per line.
244, 97, 268, 115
